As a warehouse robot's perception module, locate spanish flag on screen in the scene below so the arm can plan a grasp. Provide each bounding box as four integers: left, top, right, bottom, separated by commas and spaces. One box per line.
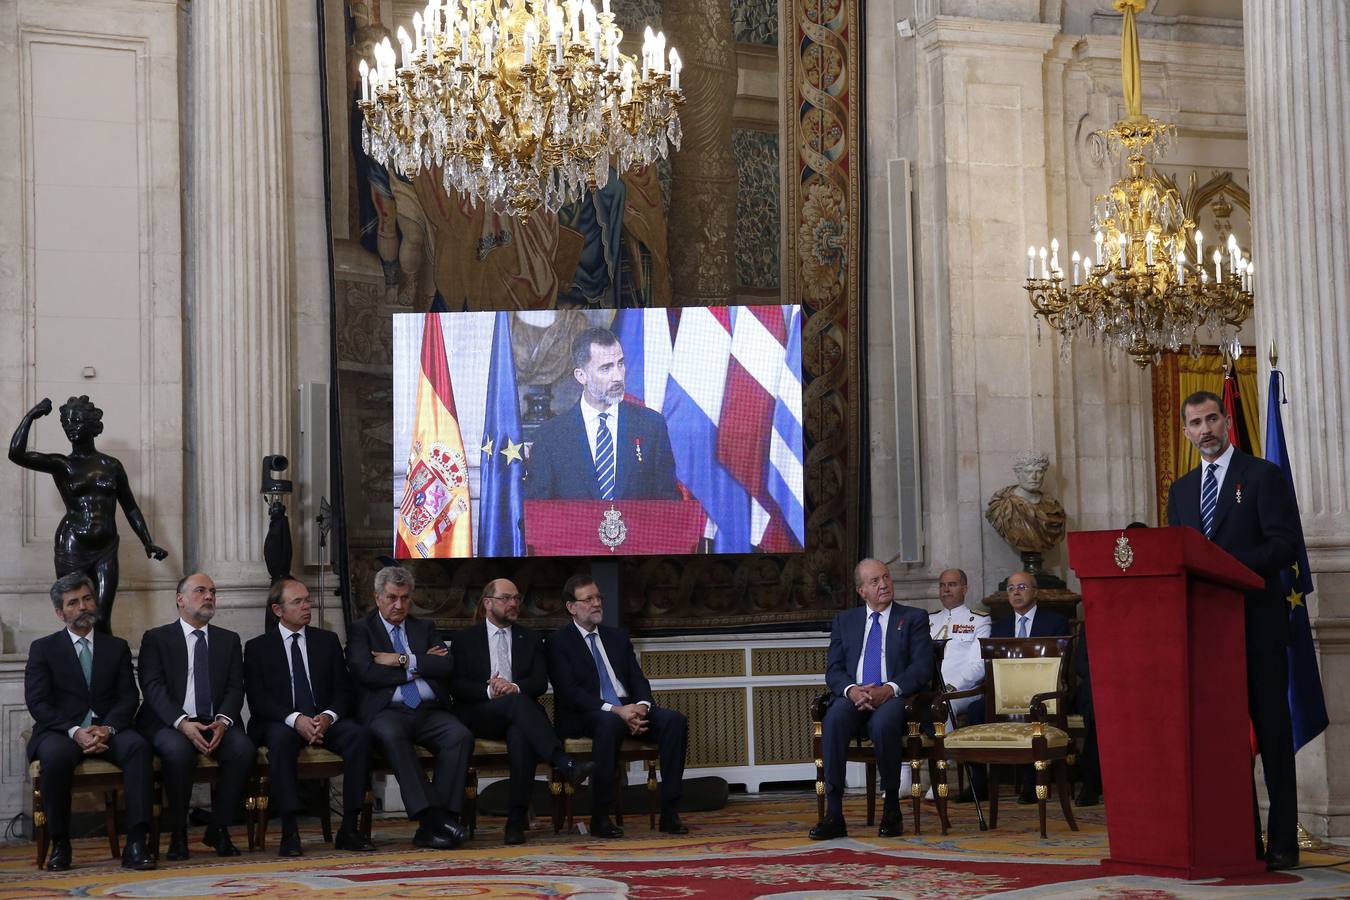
395, 312, 472, 558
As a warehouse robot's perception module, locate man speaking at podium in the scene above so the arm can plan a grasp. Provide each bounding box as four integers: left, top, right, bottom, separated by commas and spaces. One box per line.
1167, 389, 1302, 871
524, 327, 679, 502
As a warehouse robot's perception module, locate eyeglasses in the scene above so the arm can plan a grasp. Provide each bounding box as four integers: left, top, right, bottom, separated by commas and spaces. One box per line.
486, 593, 522, 603
1007, 583, 1033, 591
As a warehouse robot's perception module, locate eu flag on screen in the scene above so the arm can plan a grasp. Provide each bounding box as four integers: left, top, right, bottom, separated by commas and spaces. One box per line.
1264, 369, 1329, 750
478, 312, 525, 556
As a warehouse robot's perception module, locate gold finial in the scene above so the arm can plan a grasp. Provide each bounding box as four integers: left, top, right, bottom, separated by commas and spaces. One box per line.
1269, 341, 1279, 368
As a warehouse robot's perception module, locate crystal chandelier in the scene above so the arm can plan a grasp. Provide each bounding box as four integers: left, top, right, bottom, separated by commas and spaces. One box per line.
357, 0, 685, 220
1023, 0, 1253, 368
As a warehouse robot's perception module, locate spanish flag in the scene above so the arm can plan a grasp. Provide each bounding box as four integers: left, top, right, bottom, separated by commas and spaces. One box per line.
395, 312, 473, 558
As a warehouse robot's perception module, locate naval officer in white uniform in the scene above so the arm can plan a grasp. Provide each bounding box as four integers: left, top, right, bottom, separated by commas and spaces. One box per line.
899, 568, 989, 798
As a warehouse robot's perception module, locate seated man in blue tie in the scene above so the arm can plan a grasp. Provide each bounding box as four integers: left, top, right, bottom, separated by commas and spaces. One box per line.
811, 558, 933, 840
244, 579, 375, 856
546, 574, 689, 838
346, 566, 473, 850
962, 571, 1071, 803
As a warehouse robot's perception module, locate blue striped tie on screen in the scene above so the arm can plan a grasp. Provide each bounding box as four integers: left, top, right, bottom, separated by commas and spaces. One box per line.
1201, 462, 1219, 538
595, 412, 616, 501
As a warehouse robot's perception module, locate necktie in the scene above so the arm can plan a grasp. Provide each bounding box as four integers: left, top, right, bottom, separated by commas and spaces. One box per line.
1017, 615, 1029, 638
595, 412, 616, 501
588, 632, 622, 706
390, 625, 422, 708
77, 637, 93, 727
492, 628, 512, 683
290, 633, 317, 716
1201, 462, 1219, 538
192, 629, 212, 720
861, 611, 882, 684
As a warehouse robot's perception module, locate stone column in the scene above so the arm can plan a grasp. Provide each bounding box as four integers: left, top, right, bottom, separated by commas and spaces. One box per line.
664, 0, 737, 305
1244, 0, 1350, 839
188, 0, 291, 629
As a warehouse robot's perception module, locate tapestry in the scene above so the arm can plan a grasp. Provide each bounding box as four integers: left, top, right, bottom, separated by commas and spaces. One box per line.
330, 0, 861, 632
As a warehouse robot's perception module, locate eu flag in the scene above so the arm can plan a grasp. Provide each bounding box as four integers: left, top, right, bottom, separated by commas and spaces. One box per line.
477, 312, 525, 556
1264, 369, 1329, 750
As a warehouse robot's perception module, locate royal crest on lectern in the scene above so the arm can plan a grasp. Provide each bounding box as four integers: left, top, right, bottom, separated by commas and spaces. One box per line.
598, 506, 628, 552
1114, 533, 1135, 572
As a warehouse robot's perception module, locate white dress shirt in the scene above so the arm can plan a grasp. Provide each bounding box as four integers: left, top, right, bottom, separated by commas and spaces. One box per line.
175, 619, 232, 728
580, 398, 620, 464
1198, 443, 1237, 506
845, 604, 901, 698
65, 629, 99, 738
277, 623, 339, 727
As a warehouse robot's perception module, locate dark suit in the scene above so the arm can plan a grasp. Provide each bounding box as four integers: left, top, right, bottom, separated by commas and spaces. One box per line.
136, 621, 255, 830
524, 401, 679, 500
546, 623, 687, 816
450, 622, 563, 823
244, 625, 372, 820
345, 611, 471, 820
820, 603, 933, 817
24, 630, 154, 838
1168, 448, 1301, 857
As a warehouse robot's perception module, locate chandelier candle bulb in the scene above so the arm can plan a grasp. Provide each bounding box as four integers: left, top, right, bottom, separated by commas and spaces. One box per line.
1050, 238, 1059, 273
1028, 246, 1036, 279
1195, 229, 1203, 266
1145, 231, 1155, 265
397, 25, 411, 69
1227, 233, 1239, 270
1071, 251, 1081, 286
1213, 249, 1222, 282
1176, 251, 1185, 285
413, 11, 424, 53
1039, 246, 1048, 279
669, 49, 681, 90
1118, 231, 1127, 266
359, 59, 369, 102
1094, 229, 1104, 265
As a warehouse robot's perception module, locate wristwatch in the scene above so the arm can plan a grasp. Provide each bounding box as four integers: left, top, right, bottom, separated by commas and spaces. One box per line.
398, 653, 408, 667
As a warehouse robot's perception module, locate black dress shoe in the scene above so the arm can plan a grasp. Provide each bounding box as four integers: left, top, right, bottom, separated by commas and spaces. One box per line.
166, 830, 189, 861
121, 840, 157, 871
878, 812, 904, 837
333, 828, 376, 852
413, 820, 466, 850
201, 824, 220, 847
808, 816, 847, 840
558, 757, 595, 788
278, 830, 303, 858
589, 817, 624, 839
658, 812, 689, 835
1265, 849, 1299, 871
45, 838, 72, 871
503, 822, 527, 845
212, 830, 242, 857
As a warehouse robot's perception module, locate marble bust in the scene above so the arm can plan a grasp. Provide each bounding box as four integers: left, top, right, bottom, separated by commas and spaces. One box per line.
985, 450, 1067, 554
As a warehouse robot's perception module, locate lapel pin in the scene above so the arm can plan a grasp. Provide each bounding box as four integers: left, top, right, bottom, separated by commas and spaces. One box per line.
634, 437, 643, 463
1235, 484, 1243, 504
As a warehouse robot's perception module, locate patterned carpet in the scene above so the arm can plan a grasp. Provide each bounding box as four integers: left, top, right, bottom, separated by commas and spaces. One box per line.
2, 793, 1348, 898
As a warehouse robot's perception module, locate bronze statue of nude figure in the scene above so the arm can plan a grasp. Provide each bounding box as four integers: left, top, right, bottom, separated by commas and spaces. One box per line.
10, 396, 167, 632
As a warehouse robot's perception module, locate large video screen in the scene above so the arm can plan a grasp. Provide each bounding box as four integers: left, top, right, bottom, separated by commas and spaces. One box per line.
392, 307, 805, 558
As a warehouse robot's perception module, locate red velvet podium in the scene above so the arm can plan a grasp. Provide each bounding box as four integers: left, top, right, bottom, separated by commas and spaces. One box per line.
523, 499, 707, 555
1068, 526, 1264, 879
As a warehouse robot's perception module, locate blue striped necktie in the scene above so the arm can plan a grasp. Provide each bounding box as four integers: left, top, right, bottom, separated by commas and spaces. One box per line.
1201, 462, 1219, 538
595, 412, 616, 501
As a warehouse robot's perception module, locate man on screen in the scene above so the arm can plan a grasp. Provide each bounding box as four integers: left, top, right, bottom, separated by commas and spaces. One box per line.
524, 327, 679, 501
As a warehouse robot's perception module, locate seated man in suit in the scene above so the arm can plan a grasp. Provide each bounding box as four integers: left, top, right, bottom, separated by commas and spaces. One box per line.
546, 574, 689, 838
24, 573, 156, 871
244, 578, 376, 856
524, 326, 679, 501
450, 578, 589, 845
346, 565, 471, 850
811, 558, 933, 840
137, 573, 255, 859
964, 571, 1071, 803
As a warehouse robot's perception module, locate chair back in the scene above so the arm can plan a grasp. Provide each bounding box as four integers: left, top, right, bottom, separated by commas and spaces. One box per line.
979, 637, 1072, 723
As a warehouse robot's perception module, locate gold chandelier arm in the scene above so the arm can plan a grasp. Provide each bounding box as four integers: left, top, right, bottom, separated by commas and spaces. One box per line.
1114, 0, 1147, 122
